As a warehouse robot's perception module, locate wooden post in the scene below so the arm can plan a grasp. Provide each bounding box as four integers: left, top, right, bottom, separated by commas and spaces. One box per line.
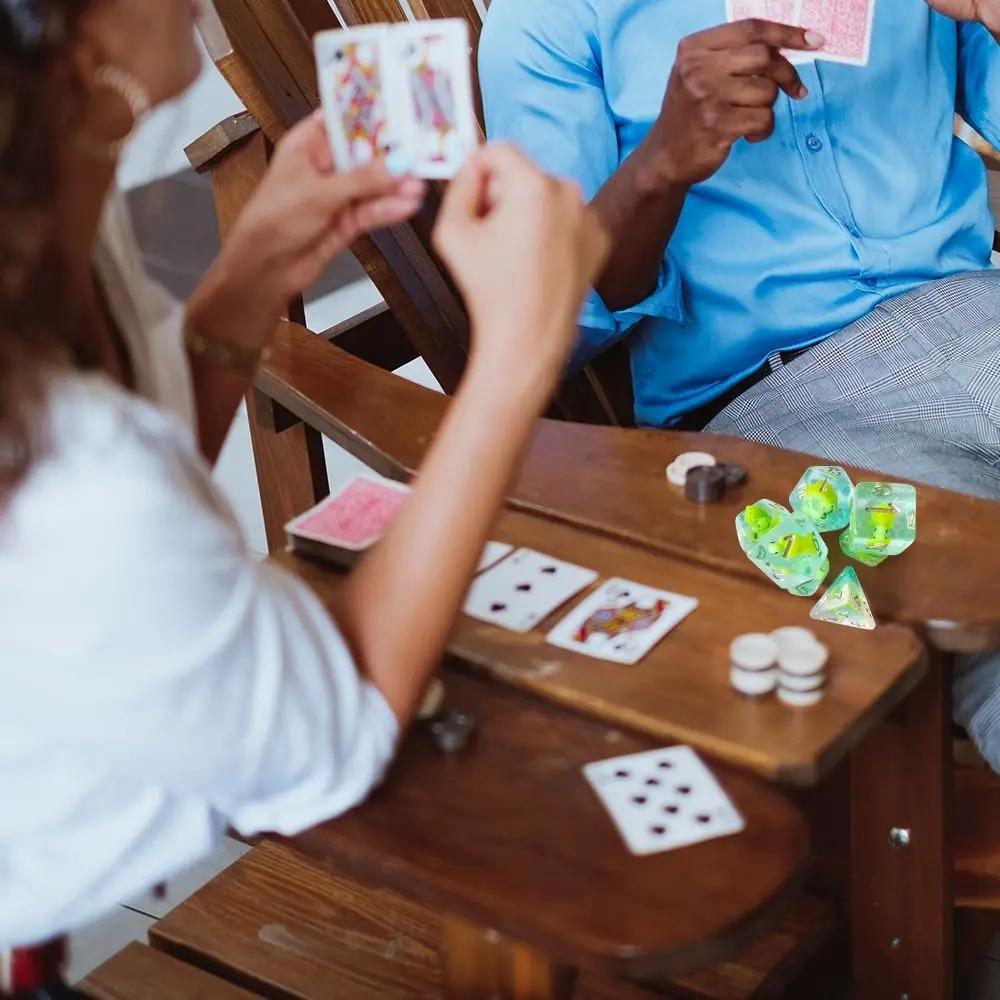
850, 648, 953, 1000
442, 917, 578, 1000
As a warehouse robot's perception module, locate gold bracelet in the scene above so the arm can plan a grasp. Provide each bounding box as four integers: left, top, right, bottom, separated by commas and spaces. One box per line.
183, 320, 271, 375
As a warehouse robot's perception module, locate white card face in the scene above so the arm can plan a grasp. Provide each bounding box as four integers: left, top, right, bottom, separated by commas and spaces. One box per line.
315, 26, 402, 171
388, 19, 477, 179
546, 578, 698, 665
463, 549, 599, 633
583, 746, 745, 856
477, 541, 513, 574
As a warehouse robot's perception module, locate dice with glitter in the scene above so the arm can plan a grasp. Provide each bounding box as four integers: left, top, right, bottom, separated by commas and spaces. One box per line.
789, 466, 854, 532
840, 482, 917, 564
736, 500, 830, 597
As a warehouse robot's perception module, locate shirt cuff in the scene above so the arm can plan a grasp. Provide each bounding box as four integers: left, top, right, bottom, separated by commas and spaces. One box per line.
575, 261, 686, 362
228, 681, 400, 838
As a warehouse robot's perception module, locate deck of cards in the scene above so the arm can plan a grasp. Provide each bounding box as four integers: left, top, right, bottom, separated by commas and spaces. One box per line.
727, 0, 876, 67
315, 19, 478, 179
584, 746, 744, 856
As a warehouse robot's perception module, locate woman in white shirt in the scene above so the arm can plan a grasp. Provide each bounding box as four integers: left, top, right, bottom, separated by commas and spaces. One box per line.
0, 0, 608, 976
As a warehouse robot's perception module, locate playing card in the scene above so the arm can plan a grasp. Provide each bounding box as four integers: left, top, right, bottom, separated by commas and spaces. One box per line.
583, 746, 745, 856
546, 578, 698, 665
388, 19, 477, 179
726, 0, 763, 21
760, 0, 802, 23
477, 541, 513, 574
463, 549, 599, 633
286, 474, 411, 551
315, 26, 403, 171
798, 0, 875, 66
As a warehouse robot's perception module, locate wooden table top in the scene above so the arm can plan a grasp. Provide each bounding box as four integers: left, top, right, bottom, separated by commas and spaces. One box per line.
283, 672, 810, 981
279, 505, 925, 786
262, 323, 1000, 649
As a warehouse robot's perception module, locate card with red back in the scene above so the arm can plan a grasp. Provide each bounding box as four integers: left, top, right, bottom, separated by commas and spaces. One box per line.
798, 0, 875, 66
286, 474, 411, 552
726, 0, 764, 21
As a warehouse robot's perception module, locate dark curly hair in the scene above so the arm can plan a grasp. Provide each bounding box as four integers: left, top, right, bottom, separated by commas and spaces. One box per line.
0, 0, 91, 499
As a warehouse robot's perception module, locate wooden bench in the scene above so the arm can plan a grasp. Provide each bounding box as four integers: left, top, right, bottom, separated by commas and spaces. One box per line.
79, 942, 267, 1000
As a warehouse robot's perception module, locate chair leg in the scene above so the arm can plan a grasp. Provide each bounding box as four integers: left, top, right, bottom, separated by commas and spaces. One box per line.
246, 388, 328, 553
441, 917, 578, 1000
850, 649, 954, 1000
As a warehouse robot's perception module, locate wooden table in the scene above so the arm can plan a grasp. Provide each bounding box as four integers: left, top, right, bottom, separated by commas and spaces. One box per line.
259, 321, 999, 999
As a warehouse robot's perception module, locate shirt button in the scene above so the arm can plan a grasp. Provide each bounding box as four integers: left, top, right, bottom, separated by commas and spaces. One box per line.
805, 134, 824, 152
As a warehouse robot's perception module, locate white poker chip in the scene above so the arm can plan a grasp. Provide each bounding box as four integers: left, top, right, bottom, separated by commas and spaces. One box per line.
417, 677, 445, 720
666, 462, 688, 487
778, 685, 825, 708
777, 642, 829, 677
777, 670, 826, 693
729, 633, 779, 671
675, 451, 717, 472
770, 626, 821, 655
730, 665, 778, 698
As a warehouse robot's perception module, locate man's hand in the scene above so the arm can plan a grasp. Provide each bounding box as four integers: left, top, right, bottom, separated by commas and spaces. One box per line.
922, 0, 1000, 33
642, 19, 824, 188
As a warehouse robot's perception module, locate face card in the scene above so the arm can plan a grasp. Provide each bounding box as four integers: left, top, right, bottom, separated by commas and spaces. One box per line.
463, 549, 599, 633
389, 19, 477, 179
316, 26, 401, 171
285, 474, 410, 551
583, 746, 745, 856
546, 578, 698, 665
798, 0, 875, 66
477, 541, 513, 574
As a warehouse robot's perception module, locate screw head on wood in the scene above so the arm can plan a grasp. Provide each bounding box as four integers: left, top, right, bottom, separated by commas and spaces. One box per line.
888, 827, 911, 849
430, 711, 477, 753
890, 938, 902, 949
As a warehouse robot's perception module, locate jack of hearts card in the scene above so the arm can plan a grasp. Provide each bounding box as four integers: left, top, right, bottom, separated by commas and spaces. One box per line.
547, 578, 698, 665
389, 19, 478, 179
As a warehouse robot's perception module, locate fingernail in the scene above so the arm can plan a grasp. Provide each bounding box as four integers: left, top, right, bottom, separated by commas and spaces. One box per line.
804, 30, 825, 47
796, 84, 809, 99
384, 148, 411, 177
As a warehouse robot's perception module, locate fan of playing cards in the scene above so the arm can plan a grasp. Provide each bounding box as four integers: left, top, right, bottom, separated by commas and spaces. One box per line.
315, 19, 479, 180
728, 0, 876, 67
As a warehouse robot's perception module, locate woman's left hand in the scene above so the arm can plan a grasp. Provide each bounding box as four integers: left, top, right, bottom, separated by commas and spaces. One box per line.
221, 112, 425, 303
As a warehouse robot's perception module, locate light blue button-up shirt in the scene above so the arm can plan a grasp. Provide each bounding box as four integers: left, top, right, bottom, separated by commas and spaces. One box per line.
479, 0, 1000, 427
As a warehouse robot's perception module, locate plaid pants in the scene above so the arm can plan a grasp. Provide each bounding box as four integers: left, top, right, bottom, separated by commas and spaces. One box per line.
706, 269, 1000, 768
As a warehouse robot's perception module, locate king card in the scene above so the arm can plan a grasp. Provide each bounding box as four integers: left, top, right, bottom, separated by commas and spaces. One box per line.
546, 578, 698, 665
583, 746, 745, 856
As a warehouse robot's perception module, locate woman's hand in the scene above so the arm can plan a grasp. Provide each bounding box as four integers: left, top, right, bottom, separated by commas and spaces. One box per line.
433, 142, 609, 383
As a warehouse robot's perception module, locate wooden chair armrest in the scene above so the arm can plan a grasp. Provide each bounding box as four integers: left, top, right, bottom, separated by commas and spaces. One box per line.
184, 111, 262, 174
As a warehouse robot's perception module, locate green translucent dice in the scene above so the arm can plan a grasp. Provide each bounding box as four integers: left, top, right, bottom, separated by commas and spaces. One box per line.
789, 466, 854, 532
736, 500, 830, 597
839, 482, 917, 565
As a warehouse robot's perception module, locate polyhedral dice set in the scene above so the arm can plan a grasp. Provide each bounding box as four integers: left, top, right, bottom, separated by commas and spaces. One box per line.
735, 466, 917, 630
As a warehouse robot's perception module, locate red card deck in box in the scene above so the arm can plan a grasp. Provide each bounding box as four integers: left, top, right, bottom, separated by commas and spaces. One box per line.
286, 474, 411, 552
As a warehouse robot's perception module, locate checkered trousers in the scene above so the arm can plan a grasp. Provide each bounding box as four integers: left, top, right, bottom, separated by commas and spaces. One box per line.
705, 269, 1000, 768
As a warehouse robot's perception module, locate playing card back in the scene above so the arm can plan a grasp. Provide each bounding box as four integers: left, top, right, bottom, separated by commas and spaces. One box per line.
546, 578, 698, 665
798, 0, 874, 66
584, 746, 745, 856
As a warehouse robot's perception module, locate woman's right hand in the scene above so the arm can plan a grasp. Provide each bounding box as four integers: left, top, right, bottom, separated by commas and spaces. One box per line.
433, 142, 609, 381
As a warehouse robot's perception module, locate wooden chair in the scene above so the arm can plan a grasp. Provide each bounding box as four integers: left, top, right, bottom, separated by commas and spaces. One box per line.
187, 0, 633, 550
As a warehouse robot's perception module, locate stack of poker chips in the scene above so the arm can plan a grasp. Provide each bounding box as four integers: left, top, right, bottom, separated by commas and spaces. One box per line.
772, 627, 829, 707
729, 626, 829, 707
666, 451, 748, 504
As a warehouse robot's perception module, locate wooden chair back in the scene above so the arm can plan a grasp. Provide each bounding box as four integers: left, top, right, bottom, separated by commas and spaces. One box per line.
201, 0, 633, 424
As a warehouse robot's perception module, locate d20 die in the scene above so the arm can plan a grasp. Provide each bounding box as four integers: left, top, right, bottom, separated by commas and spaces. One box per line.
736, 500, 830, 597
847, 482, 917, 559
789, 466, 854, 532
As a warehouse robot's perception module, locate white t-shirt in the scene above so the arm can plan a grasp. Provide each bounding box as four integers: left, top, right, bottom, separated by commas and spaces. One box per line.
0, 194, 398, 946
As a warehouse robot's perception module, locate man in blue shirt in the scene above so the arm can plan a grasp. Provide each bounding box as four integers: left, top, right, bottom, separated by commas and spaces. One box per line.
479, 2, 1000, 763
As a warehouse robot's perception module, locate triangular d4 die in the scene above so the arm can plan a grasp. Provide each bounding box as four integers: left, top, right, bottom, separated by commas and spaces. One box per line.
810, 566, 876, 631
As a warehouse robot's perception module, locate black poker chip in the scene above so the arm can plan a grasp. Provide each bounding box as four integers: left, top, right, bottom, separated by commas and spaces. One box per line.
720, 463, 748, 487
685, 465, 727, 504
